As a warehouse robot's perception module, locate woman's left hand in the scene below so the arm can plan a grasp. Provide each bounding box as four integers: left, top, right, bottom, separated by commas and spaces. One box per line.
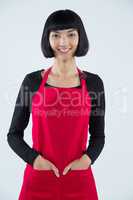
62, 154, 92, 175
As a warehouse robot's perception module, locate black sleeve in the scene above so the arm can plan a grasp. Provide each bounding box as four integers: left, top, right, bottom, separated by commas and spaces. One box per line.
7, 74, 40, 166
84, 75, 106, 165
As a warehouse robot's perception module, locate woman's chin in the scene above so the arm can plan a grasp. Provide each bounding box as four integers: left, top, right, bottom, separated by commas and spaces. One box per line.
55, 53, 73, 60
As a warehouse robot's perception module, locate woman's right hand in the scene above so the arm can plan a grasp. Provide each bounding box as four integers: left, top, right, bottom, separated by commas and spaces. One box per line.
33, 155, 60, 177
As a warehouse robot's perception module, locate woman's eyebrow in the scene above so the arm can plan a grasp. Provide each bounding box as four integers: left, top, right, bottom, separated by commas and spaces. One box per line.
52, 29, 76, 33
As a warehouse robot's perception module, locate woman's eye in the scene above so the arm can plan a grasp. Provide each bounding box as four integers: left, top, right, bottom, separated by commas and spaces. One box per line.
69, 33, 76, 37
52, 34, 59, 38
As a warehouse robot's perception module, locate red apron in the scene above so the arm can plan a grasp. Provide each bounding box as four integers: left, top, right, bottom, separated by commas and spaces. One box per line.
18, 66, 98, 200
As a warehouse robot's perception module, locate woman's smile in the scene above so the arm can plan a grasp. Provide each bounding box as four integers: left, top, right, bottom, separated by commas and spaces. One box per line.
57, 48, 71, 54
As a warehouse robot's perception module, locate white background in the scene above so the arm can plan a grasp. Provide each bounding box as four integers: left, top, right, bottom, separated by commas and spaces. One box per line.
0, 0, 132, 199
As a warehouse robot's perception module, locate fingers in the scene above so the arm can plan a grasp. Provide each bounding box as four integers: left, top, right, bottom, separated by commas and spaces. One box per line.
51, 164, 60, 177
62, 164, 71, 175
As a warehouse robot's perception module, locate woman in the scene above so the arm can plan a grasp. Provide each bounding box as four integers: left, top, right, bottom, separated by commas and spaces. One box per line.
7, 9, 105, 200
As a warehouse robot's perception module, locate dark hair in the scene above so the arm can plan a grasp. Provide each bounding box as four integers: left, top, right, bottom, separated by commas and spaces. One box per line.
41, 9, 89, 58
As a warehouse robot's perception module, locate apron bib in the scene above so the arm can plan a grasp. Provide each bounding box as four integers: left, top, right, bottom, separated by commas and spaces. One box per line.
18, 66, 98, 200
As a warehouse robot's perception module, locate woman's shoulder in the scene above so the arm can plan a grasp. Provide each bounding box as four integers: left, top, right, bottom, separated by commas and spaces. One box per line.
83, 70, 105, 91
83, 70, 103, 80
22, 68, 44, 92
26, 68, 44, 80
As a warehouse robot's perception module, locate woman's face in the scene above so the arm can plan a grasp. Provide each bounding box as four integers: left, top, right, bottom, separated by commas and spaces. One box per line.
49, 28, 79, 59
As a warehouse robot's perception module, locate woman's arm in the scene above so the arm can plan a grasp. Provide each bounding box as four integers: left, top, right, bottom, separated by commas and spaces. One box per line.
83, 73, 106, 165
7, 74, 40, 166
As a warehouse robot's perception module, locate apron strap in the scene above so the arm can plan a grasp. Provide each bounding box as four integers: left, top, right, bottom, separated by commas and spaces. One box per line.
40, 66, 87, 90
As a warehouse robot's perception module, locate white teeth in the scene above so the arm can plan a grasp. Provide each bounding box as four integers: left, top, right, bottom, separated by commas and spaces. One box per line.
58, 49, 70, 53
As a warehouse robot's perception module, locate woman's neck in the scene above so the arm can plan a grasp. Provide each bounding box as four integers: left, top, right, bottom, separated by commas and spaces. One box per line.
51, 58, 78, 78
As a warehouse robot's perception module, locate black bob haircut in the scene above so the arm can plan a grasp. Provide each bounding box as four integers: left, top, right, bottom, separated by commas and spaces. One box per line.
41, 9, 89, 58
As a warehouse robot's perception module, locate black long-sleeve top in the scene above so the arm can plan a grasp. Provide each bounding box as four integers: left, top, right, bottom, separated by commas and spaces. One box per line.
7, 68, 105, 167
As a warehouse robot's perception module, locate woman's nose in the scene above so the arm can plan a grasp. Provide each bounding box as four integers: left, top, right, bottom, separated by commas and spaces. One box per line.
59, 36, 69, 46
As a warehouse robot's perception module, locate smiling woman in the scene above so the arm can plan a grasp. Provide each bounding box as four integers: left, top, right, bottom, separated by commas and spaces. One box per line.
41, 9, 89, 58
7, 9, 105, 200
49, 28, 79, 58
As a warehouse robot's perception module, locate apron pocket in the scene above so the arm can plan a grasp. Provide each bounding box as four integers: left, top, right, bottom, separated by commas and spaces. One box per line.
63, 167, 92, 185
32, 168, 53, 174
28, 167, 57, 192
19, 165, 58, 200
62, 167, 97, 199
68, 166, 92, 175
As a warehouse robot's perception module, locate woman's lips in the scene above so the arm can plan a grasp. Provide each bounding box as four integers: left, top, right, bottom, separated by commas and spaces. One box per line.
58, 48, 71, 53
